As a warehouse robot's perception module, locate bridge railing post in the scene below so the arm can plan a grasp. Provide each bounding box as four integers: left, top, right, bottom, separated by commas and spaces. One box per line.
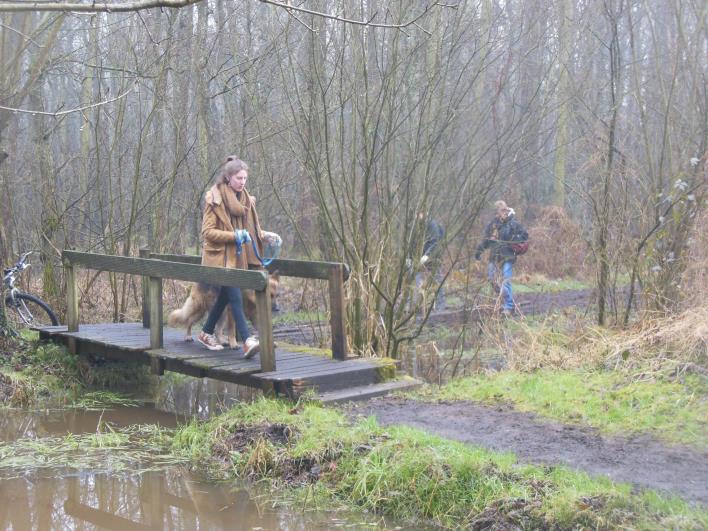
65, 261, 79, 333
328, 263, 347, 360
148, 276, 163, 350
139, 248, 150, 328
255, 276, 275, 372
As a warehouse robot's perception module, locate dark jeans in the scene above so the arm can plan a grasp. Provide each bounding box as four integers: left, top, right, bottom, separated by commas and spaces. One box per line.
202, 286, 251, 342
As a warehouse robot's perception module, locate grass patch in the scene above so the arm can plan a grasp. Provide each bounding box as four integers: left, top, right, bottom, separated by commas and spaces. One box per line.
171, 398, 707, 529
0, 424, 182, 478
0, 335, 151, 408
0, 336, 83, 406
513, 275, 591, 294
70, 391, 140, 410
273, 310, 326, 326
418, 370, 708, 448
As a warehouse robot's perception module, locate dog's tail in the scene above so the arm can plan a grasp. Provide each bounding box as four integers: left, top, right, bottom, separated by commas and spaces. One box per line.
168, 297, 199, 327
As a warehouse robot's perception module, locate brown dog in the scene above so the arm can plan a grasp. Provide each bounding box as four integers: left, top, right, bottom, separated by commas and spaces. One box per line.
168, 274, 280, 348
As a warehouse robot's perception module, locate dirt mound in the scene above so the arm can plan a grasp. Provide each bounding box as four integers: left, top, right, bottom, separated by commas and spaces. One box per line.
350, 397, 708, 505
212, 422, 329, 485
215, 422, 294, 455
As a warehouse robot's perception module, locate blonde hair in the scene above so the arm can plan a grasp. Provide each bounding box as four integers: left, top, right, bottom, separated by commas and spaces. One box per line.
494, 200, 508, 211
219, 156, 249, 183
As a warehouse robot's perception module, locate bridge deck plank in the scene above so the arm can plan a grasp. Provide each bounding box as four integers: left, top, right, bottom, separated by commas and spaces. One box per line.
33, 323, 384, 398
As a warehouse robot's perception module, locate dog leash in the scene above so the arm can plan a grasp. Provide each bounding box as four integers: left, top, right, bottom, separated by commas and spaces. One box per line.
233, 229, 277, 266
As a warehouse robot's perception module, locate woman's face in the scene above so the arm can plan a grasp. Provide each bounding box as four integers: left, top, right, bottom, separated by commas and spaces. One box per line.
228, 169, 248, 192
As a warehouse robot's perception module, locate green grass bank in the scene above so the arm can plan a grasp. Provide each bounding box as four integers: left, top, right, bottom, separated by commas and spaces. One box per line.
171, 398, 707, 529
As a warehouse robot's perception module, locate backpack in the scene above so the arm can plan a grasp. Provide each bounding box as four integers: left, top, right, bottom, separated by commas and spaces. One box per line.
511, 241, 529, 255
509, 220, 529, 255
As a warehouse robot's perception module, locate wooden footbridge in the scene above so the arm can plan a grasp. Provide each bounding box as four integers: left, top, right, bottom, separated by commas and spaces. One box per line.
35, 250, 418, 402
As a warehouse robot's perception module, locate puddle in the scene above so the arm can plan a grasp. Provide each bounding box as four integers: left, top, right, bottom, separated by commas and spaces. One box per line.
0, 470, 385, 530
0, 397, 402, 530
154, 375, 262, 419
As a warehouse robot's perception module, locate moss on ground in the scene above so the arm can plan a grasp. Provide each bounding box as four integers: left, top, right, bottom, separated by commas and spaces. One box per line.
171, 398, 707, 529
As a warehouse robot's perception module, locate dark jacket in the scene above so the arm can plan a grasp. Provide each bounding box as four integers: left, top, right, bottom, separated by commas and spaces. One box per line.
423, 220, 444, 256
476, 214, 527, 264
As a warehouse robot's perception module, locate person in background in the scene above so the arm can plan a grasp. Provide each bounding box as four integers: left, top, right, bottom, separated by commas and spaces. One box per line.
416, 214, 446, 311
475, 200, 528, 316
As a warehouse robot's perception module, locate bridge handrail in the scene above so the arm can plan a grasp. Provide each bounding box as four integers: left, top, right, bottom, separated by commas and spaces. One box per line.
145, 251, 350, 362
63, 250, 268, 288
61, 249, 275, 372
148, 253, 350, 281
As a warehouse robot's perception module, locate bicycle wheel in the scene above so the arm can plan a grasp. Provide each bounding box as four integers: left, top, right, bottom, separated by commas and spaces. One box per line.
4, 292, 59, 329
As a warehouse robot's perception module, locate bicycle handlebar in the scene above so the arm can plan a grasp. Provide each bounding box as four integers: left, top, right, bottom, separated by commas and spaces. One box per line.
3, 251, 33, 283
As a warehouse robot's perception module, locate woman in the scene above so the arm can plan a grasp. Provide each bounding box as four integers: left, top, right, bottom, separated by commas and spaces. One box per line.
197, 157, 279, 357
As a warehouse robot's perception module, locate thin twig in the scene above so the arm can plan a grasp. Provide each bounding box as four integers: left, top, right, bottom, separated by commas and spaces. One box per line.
257, 0, 444, 29
0, 23, 44, 47
0, 82, 135, 117
0, 0, 202, 13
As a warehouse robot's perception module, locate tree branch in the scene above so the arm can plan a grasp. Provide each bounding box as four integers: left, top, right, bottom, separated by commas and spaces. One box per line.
256, 0, 447, 29
0, 0, 202, 13
0, 82, 135, 117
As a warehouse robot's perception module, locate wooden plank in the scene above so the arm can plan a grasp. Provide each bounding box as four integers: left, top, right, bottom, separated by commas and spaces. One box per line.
148, 253, 351, 281
279, 362, 381, 381
256, 281, 275, 372
266, 259, 337, 280
65, 337, 148, 352
259, 355, 342, 372
62, 251, 266, 291
317, 379, 423, 404
64, 262, 79, 332
328, 264, 347, 360
292, 371, 381, 394
149, 277, 163, 349
254, 359, 376, 381
139, 248, 151, 328
183, 353, 255, 369
148, 253, 200, 264
73, 341, 150, 364
205, 366, 260, 386
146, 348, 226, 362
150, 356, 165, 375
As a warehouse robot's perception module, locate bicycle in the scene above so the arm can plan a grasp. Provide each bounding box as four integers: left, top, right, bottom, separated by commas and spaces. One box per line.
3, 251, 59, 329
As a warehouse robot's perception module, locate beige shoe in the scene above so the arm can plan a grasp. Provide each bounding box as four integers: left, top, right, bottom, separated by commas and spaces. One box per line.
243, 336, 260, 359
197, 331, 224, 351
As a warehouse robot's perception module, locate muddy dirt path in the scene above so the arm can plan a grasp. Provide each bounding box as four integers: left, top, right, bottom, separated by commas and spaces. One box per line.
426, 287, 627, 326
275, 287, 619, 345
348, 397, 708, 505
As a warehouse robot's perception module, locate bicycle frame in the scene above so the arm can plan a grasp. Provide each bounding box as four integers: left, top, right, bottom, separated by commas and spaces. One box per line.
3, 252, 34, 324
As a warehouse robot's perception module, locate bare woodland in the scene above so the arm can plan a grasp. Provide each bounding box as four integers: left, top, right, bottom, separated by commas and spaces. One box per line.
0, 0, 705, 358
